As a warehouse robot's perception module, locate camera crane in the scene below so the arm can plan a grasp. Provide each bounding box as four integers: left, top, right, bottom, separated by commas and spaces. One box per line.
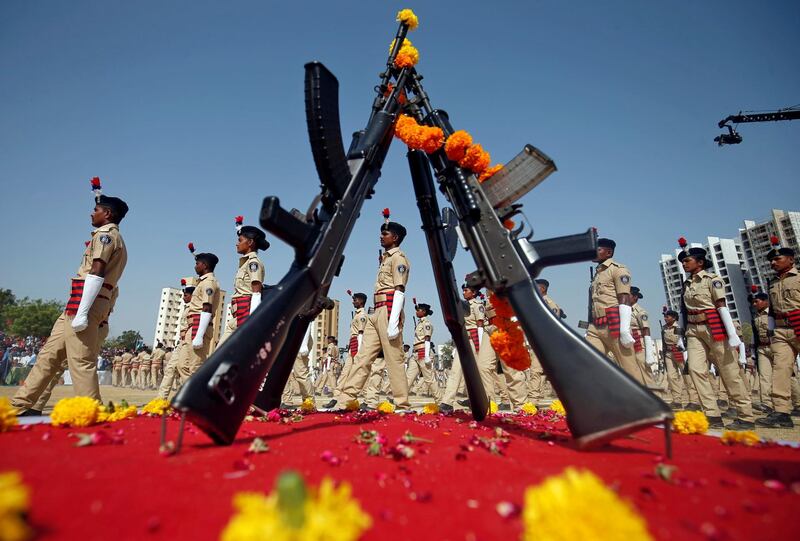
715, 105, 800, 145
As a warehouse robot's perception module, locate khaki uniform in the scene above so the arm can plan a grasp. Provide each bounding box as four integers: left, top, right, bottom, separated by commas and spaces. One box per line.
219, 252, 265, 345
752, 309, 773, 407
150, 347, 166, 389
111, 354, 121, 386
158, 303, 189, 399
282, 330, 314, 404
528, 294, 561, 402
129, 353, 140, 389
138, 352, 151, 389
480, 299, 527, 408
585, 259, 645, 384
768, 268, 800, 414
178, 272, 222, 379
683, 270, 753, 420
407, 316, 435, 397
12, 223, 127, 409
631, 303, 666, 397
333, 308, 367, 401
442, 298, 483, 406
340, 247, 411, 408
662, 322, 698, 405
120, 352, 133, 387
317, 343, 339, 394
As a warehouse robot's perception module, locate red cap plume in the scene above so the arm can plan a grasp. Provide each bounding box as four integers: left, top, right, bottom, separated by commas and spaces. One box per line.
90, 177, 101, 188
188, 242, 195, 253
84, 241, 90, 247
413, 297, 417, 305
750, 285, 758, 293
382, 208, 391, 218
770, 235, 780, 246
235, 215, 244, 226
678, 237, 687, 248
346, 289, 352, 296
181, 279, 187, 286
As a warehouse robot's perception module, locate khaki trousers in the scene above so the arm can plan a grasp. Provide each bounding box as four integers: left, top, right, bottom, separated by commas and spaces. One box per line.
586, 323, 645, 385
178, 325, 213, 379
151, 364, 163, 389
686, 323, 753, 421
340, 306, 409, 408
406, 354, 435, 396
217, 304, 238, 346
665, 356, 686, 404
364, 357, 387, 407
333, 353, 355, 400
770, 328, 800, 414
12, 299, 109, 410
527, 351, 547, 402
478, 336, 527, 408
282, 353, 313, 403
635, 349, 668, 399
138, 366, 151, 389
442, 342, 476, 406
120, 366, 131, 387
111, 365, 120, 386
157, 345, 184, 399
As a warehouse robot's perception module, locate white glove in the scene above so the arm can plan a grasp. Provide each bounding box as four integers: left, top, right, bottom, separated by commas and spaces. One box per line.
710, 364, 717, 376
424, 340, 431, 362
644, 336, 657, 367
387, 290, 405, 340
677, 338, 685, 351
71, 274, 104, 332
192, 311, 212, 349
299, 325, 312, 355
737, 343, 747, 367
477, 326, 484, 346
617, 305, 635, 348
357, 333, 363, 351
249, 292, 261, 315
717, 307, 741, 348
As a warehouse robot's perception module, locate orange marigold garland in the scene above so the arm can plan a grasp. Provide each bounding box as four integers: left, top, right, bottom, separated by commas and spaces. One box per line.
488, 293, 530, 371
479, 164, 503, 183
444, 130, 473, 162
459, 143, 491, 175
394, 114, 444, 154
394, 43, 419, 68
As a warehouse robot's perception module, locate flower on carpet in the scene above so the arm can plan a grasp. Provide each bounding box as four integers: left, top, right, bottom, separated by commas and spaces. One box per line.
720, 430, 760, 446
0, 398, 19, 432
300, 398, 316, 414
377, 401, 395, 414
50, 396, 101, 427
345, 400, 360, 412
520, 403, 538, 415
0, 471, 32, 541
489, 401, 499, 414
396, 8, 419, 30
220, 471, 372, 541
522, 467, 653, 541
672, 411, 708, 435
97, 403, 137, 423
142, 398, 171, 416
549, 399, 566, 416
422, 403, 439, 415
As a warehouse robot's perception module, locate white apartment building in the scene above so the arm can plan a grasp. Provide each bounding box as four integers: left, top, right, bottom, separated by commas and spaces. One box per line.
739, 209, 800, 289
152, 281, 227, 350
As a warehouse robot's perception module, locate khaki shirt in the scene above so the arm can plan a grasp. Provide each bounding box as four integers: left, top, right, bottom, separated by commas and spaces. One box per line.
77, 223, 127, 288
140, 353, 151, 367
465, 298, 484, 330
414, 316, 433, 345
663, 323, 681, 347
103, 287, 119, 323
152, 347, 166, 362
232, 252, 265, 298
374, 247, 410, 293
543, 294, 561, 318
113, 355, 122, 367
631, 303, 650, 333
770, 268, 800, 315
188, 273, 222, 319
121, 352, 133, 366
591, 258, 631, 317
350, 307, 367, 336
682, 270, 726, 311
325, 343, 338, 361
754, 309, 771, 346
178, 303, 190, 336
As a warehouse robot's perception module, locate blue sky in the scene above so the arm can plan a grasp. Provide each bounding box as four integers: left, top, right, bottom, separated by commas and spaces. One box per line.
1, 1, 798, 347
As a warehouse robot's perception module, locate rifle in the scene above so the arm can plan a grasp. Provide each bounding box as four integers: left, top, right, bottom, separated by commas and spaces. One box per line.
578, 267, 594, 330
399, 67, 671, 450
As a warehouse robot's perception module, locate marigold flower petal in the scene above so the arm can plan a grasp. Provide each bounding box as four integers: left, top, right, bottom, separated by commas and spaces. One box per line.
0, 398, 19, 432
459, 143, 491, 174
422, 403, 440, 414
479, 164, 503, 183
50, 396, 101, 427
721, 430, 760, 446
549, 399, 566, 416
444, 131, 473, 162
142, 398, 172, 417
377, 401, 395, 414
396, 9, 419, 31
672, 411, 708, 434
394, 45, 419, 68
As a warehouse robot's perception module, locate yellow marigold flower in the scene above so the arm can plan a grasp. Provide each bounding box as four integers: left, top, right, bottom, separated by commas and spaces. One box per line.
672, 411, 708, 435
444, 130, 473, 162
520, 403, 538, 415
300, 398, 316, 413
0, 398, 19, 432
523, 468, 653, 541
99, 405, 137, 423
422, 403, 440, 415
345, 400, 360, 412
220, 475, 372, 541
549, 399, 566, 416
142, 398, 172, 416
394, 45, 419, 68
377, 401, 395, 414
388, 37, 413, 54
0, 471, 32, 541
394, 114, 444, 154
459, 143, 491, 175
721, 430, 760, 446
50, 396, 101, 427
478, 164, 503, 183
396, 9, 419, 31
489, 401, 499, 414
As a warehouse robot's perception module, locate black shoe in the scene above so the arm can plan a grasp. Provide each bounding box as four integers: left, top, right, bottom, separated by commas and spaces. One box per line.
18, 408, 43, 417
753, 403, 769, 413
707, 416, 724, 429
279, 402, 293, 409
359, 403, 373, 411
498, 403, 511, 411
685, 403, 702, 411
717, 400, 728, 408
439, 403, 454, 412
322, 399, 337, 409
756, 412, 794, 428
790, 408, 800, 417
457, 399, 471, 407
727, 419, 756, 430
668, 402, 683, 410
722, 407, 738, 419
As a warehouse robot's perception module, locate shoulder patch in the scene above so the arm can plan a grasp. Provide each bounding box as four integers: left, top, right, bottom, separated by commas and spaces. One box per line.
205, 288, 214, 296
620, 275, 630, 285
478, 305, 485, 313
360, 316, 366, 322
712, 280, 723, 289
249, 262, 259, 272
99, 234, 112, 245
397, 264, 407, 274
642, 314, 648, 321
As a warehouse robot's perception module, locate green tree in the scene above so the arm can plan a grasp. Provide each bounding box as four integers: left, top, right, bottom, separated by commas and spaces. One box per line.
0, 288, 17, 331
741, 322, 753, 346
3, 298, 64, 337
108, 330, 144, 351
440, 340, 454, 369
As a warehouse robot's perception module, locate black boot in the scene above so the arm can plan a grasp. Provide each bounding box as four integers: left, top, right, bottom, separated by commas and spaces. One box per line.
685, 403, 702, 411
18, 408, 43, 417
722, 407, 738, 419
322, 399, 337, 409
439, 403, 454, 412
707, 416, 724, 429
727, 418, 756, 430
457, 399, 471, 407
756, 412, 794, 428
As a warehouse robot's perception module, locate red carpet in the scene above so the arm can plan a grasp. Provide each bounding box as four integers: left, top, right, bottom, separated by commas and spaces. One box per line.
1, 410, 799, 540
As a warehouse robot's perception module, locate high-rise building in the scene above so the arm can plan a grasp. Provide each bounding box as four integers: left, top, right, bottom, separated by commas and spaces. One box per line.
311, 300, 340, 363
739, 209, 800, 289
658, 237, 751, 325
152, 281, 227, 350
